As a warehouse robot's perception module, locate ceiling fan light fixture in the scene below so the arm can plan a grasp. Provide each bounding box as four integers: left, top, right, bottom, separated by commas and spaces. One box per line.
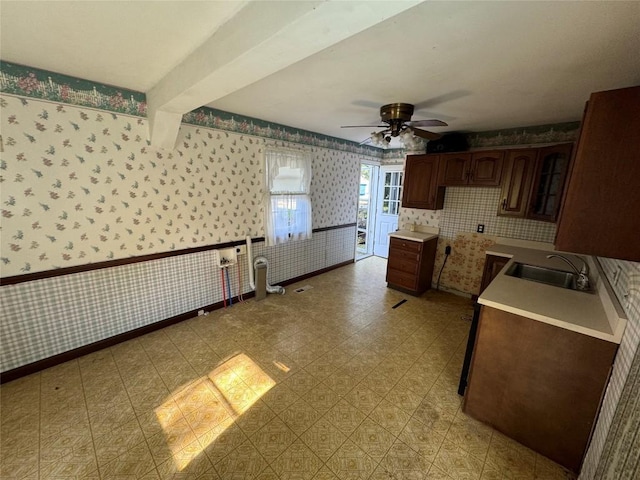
371, 131, 388, 147
343, 102, 446, 146
399, 128, 425, 151
399, 127, 413, 140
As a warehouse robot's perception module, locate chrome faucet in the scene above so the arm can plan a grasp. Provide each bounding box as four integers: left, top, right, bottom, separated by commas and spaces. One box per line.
546, 254, 590, 291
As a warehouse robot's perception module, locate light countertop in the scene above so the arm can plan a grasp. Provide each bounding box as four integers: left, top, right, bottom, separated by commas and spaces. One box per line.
479, 244, 627, 344
389, 230, 438, 242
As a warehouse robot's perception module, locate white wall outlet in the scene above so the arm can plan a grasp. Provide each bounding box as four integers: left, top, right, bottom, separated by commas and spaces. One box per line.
235, 244, 247, 256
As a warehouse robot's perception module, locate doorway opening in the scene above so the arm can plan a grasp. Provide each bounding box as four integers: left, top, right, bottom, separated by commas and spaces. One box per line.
356, 163, 378, 260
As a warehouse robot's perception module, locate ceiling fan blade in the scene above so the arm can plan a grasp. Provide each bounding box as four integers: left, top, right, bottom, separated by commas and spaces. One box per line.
413, 90, 471, 110
412, 128, 442, 141
341, 125, 387, 128
407, 119, 448, 127
352, 100, 382, 109
359, 137, 373, 145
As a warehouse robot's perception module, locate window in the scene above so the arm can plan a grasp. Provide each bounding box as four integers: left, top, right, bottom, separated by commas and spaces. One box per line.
264, 148, 312, 246
382, 171, 403, 215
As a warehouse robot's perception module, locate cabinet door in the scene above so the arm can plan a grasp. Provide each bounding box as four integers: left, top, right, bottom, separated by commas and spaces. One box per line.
528, 144, 572, 222
498, 149, 538, 217
438, 153, 472, 186
402, 154, 444, 209
556, 86, 640, 261
470, 151, 504, 186
479, 255, 509, 294
464, 306, 618, 473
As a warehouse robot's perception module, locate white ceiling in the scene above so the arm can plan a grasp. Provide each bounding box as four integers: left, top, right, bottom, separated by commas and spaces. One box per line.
2, 1, 639, 146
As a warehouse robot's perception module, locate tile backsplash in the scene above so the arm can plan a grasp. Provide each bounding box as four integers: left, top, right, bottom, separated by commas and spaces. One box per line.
438, 187, 556, 243
399, 187, 557, 295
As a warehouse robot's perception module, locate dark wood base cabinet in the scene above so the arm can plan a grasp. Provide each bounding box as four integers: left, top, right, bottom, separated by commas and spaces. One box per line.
479, 254, 509, 295
463, 306, 617, 474
386, 237, 437, 295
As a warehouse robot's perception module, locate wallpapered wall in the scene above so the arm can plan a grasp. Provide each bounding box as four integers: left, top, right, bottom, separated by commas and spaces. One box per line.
0, 94, 363, 277
580, 258, 640, 480
0, 91, 369, 372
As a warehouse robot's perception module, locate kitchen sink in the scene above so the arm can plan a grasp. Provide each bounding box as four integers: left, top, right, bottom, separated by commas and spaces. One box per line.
505, 262, 583, 290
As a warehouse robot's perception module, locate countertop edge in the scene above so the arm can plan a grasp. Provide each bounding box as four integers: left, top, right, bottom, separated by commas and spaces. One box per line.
479, 246, 626, 344
478, 297, 621, 343
389, 231, 438, 242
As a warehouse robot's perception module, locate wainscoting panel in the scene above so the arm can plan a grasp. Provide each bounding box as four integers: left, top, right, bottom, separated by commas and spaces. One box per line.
0, 226, 356, 373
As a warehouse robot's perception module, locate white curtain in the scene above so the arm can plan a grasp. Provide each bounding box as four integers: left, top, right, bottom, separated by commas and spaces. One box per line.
264, 148, 312, 246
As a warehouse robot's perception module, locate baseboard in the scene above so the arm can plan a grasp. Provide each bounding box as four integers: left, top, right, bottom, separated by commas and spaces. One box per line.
0, 259, 353, 384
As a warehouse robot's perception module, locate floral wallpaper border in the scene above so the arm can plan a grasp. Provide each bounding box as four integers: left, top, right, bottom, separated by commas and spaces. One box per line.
381, 121, 581, 161
0, 61, 382, 158
0, 61, 147, 116
182, 107, 381, 157
465, 121, 580, 148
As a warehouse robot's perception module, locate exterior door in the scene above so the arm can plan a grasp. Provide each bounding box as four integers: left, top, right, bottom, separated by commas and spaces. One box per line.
356, 163, 379, 258
373, 166, 403, 258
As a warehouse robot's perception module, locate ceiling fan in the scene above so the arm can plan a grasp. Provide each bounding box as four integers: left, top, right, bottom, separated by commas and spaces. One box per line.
341, 103, 448, 146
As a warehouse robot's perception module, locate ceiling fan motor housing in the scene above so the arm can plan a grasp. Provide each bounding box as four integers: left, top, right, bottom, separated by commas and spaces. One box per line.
380, 103, 415, 136
380, 103, 414, 123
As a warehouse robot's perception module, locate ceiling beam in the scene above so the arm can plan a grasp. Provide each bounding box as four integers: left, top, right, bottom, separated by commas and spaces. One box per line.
147, 0, 422, 149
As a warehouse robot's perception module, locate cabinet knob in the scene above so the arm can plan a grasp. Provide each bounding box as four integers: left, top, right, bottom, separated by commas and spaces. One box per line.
469, 170, 474, 180
502, 198, 507, 209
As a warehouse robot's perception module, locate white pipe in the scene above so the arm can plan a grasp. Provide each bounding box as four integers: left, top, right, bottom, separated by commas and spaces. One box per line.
254, 257, 285, 295
245, 236, 285, 295
246, 236, 255, 290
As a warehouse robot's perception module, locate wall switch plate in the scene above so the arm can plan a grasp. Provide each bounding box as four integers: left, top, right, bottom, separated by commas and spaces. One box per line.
477, 224, 485, 233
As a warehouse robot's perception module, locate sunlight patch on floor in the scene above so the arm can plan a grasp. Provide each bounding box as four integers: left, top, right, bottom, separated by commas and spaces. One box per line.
155, 353, 275, 471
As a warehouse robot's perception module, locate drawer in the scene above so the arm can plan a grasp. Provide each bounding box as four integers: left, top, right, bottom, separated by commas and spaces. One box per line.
389, 247, 420, 262
390, 237, 422, 253
386, 268, 418, 290
387, 254, 419, 275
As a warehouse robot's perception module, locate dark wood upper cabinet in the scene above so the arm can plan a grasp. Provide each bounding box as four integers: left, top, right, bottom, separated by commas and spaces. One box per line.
438, 153, 471, 186
528, 143, 572, 222
498, 149, 538, 217
471, 151, 505, 186
402, 154, 445, 210
439, 151, 504, 186
497, 144, 572, 222
555, 86, 640, 261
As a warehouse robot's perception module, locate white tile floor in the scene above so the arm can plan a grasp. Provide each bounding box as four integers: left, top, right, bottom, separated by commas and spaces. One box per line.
0, 257, 574, 479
